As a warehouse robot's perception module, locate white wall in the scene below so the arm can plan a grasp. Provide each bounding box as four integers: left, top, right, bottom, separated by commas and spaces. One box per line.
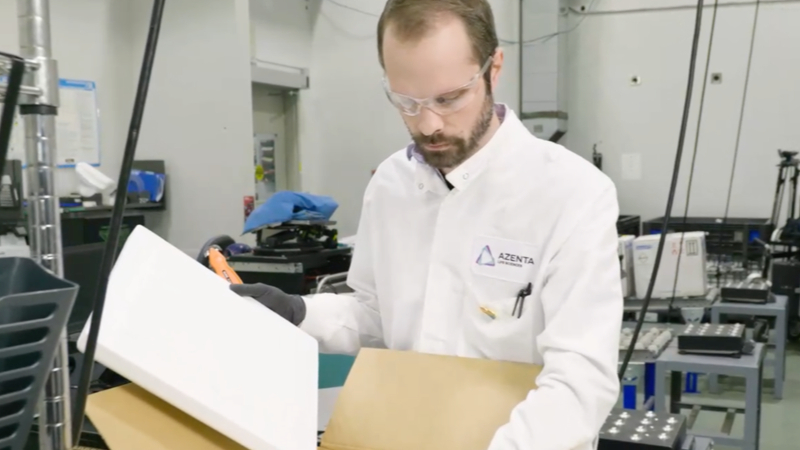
3, 1, 256, 255
129, 0, 255, 254
250, 0, 313, 69
250, 0, 522, 236
0, 0, 135, 196
520, 0, 567, 139
563, 0, 800, 222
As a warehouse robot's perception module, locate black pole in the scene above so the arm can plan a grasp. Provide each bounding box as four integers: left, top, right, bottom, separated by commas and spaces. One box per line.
0, 53, 25, 176
72, 0, 166, 443
618, 0, 705, 380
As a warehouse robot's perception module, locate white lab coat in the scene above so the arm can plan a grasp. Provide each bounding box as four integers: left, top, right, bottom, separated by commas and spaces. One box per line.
301, 106, 623, 450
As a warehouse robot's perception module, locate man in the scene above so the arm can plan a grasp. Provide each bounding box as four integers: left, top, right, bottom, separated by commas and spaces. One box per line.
232, 0, 623, 448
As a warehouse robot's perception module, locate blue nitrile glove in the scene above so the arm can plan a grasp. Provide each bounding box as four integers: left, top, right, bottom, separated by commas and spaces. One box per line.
230, 283, 306, 326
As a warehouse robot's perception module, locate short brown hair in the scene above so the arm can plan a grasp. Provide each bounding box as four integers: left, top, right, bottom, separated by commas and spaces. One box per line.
377, 0, 498, 72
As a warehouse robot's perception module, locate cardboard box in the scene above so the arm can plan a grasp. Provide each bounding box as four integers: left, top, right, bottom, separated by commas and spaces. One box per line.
632, 232, 708, 298
87, 349, 541, 450
80, 226, 542, 450
618, 235, 635, 298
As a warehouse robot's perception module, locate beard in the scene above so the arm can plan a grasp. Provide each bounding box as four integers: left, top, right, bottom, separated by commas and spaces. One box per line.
411, 93, 495, 170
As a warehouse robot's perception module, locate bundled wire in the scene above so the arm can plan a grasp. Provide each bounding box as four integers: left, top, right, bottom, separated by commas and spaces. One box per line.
71, 0, 167, 443
618, 0, 706, 380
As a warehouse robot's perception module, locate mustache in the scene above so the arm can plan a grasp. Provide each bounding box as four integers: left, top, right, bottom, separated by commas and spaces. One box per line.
414, 133, 459, 147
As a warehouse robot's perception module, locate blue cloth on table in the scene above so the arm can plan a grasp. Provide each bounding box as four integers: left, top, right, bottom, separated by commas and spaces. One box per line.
243, 191, 338, 234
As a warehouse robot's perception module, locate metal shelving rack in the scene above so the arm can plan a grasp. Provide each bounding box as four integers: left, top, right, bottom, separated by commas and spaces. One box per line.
1, 2, 74, 449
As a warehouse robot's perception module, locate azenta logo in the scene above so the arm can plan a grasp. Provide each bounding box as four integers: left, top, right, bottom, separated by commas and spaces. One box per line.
476, 246, 534, 268
476, 245, 496, 266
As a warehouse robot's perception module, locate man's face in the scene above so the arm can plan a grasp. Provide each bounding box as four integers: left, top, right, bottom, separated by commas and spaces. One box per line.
382, 17, 503, 170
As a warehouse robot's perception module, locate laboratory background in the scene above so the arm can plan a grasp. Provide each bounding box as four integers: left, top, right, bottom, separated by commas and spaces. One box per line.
0, 0, 798, 449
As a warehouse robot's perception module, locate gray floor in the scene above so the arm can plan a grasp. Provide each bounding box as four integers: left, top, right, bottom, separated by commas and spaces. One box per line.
649, 342, 800, 450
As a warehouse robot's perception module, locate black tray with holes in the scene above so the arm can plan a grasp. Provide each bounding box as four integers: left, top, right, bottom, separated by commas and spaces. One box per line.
0, 257, 78, 450
599, 408, 687, 450
677, 323, 746, 357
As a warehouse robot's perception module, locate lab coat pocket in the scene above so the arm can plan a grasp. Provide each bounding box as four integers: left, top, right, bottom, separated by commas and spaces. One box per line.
463, 286, 535, 364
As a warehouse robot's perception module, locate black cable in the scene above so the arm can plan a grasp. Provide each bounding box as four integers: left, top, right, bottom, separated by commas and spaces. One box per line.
322, 0, 593, 47
0, 53, 25, 176
571, 0, 796, 16
618, 0, 706, 380
72, 0, 166, 442
666, 0, 721, 317
517, 0, 600, 47
326, 0, 379, 16
717, 0, 761, 266
713, 0, 761, 280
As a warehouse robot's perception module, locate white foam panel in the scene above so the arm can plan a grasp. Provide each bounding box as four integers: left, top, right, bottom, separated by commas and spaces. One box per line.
78, 226, 319, 450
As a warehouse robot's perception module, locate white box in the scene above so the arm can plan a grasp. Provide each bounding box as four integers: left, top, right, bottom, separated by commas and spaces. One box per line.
0, 233, 30, 258
618, 235, 635, 298
633, 232, 708, 299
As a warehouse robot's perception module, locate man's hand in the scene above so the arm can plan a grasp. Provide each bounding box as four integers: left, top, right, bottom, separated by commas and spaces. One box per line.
230, 283, 306, 326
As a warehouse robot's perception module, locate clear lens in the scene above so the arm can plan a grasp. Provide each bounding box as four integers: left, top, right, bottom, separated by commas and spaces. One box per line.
428, 88, 476, 115
385, 91, 421, 116
386, 85, 477, 117
383, 54, 493, 117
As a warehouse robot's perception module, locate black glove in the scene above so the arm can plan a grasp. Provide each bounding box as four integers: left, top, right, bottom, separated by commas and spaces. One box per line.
230, 283, 306, 326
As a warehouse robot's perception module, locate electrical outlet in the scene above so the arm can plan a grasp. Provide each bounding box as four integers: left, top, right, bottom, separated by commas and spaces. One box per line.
711, 73, 722, 84
630, 75, 642, 86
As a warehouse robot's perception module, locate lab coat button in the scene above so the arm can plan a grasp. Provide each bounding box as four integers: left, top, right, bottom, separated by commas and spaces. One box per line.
418, 183, 424, 190
463, 173, 469, 180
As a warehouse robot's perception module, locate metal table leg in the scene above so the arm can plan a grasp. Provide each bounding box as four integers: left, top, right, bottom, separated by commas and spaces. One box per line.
708, 308, 721, 393
743, 357, 763, 450
654, 363, 666, 412
670, 371, 683, 415
774, 306, 786, 400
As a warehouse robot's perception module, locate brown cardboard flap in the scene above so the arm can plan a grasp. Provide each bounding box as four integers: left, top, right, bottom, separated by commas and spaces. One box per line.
86, 384, 247, 450
320, 349, 542, 450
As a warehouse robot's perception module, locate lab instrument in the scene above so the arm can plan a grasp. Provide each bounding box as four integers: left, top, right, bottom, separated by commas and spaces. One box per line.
677, 323, 745, 357
720, 273, 774, 304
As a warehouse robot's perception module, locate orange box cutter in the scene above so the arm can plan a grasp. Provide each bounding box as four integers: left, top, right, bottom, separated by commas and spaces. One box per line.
207, 246, 242, 285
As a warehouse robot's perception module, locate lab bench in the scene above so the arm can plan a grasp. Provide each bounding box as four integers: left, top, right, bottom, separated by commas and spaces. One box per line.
708, 296, 787, 400
654, 343, 766, 450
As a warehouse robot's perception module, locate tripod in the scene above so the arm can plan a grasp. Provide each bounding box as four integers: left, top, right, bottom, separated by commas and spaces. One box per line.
770, 149, 800, 227
768, 150, 800, 339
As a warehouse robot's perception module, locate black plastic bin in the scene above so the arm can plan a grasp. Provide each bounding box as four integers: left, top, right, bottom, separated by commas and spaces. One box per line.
0, 257, 78, 450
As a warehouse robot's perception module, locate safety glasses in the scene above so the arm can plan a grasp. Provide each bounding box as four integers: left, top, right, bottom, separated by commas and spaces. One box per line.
383, 56, 493, 117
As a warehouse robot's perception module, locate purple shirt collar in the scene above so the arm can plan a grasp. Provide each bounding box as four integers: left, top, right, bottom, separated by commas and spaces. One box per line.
405, 104, 508, 162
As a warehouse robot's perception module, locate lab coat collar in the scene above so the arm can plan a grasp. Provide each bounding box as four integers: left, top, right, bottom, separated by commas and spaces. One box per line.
413, 104, 522, 193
